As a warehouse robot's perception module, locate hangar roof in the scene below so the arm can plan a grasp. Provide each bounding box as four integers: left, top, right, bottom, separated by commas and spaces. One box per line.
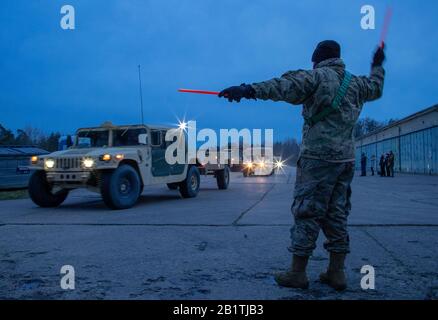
358, 104, 438, 140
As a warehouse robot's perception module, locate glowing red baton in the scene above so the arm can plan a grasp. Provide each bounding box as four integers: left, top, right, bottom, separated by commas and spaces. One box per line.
379, 7, 393, 48
178, 88, 221, 95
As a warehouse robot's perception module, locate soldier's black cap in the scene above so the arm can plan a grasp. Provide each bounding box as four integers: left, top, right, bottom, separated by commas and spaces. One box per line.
312, 40, 341, 64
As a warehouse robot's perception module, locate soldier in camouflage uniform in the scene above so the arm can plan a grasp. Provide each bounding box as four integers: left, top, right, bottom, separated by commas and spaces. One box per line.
219, 40, 385, 290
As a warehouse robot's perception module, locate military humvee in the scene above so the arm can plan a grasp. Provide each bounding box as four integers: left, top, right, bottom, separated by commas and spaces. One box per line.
28, 122, 230, 209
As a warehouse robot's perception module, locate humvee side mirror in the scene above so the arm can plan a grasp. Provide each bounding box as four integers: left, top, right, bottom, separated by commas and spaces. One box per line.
138, 133, 148, 145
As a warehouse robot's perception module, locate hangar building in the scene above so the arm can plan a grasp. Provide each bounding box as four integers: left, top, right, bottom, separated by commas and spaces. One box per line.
0, 146, 48, 189
355, 105, 438, 175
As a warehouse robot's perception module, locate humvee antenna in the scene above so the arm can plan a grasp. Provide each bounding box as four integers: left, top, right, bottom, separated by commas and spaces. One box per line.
138, 65, 145, 125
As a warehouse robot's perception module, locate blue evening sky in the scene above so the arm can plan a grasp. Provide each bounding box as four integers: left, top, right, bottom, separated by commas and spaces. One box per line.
1, 0, 437, 141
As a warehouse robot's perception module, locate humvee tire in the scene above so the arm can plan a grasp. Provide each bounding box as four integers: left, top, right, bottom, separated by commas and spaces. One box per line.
179, 166, 200, 198
100, 164, 141, 209
167, 183, 179, 190
216, 166, 230, 190
28, 170, 69, 207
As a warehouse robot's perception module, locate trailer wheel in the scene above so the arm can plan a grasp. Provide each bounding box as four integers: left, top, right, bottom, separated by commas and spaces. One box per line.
216, 166, 230, 189
28, 170, 69, 207
179, 166, 200, 198
100, 165, 141, 209
167, 183, 179, 190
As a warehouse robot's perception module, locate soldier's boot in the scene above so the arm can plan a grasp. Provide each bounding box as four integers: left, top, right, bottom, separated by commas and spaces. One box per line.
320, 253, 347, 291
274, 255, 309, 289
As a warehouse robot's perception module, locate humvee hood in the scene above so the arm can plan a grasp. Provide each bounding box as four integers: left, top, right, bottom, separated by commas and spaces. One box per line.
48, 147, 135, 157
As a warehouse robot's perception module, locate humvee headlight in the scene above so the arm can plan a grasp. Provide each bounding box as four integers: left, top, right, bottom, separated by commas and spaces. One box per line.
115, 154, 124, 160
45, 159, 55, 169
83, 158, 94, 168
100, 154, 112, 161
31, 156, 38, 164
259, 161, 265, 168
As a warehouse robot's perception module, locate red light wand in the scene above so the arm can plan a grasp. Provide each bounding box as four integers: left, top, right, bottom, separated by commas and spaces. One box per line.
178, 89, 220, 95
380, 7, 393, 48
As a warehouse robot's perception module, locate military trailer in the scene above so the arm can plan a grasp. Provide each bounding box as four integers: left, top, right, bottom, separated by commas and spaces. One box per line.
28, 122, 230, 209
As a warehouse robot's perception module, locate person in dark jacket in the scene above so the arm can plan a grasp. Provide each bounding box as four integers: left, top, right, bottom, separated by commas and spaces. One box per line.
379, 154, 386, 177
360, 153, 367, 176
388, 151, 395, 177
385, 153, 390, 177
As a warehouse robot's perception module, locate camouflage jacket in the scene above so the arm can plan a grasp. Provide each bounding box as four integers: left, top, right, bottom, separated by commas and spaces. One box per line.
251, 58, 385, 162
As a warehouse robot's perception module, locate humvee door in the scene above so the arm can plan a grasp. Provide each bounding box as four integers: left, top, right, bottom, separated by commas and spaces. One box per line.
166, 133, 185, 176
150, 130, 170, 177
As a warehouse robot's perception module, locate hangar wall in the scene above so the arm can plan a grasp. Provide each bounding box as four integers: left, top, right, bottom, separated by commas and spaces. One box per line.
355, 105, 438, 175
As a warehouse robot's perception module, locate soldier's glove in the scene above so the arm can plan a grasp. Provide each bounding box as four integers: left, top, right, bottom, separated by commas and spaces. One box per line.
372, 43, 386, 67
218, 83, 256, 102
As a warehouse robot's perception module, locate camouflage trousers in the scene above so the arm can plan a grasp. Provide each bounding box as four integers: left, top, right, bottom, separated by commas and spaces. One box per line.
289, 158, 354, 257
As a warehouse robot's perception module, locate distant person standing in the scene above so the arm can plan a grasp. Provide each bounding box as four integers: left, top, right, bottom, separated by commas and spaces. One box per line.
388, 151, 395, 177
379, 154, 386, 177
360, 153, 367, 176
384, 153, 390, 177
370, 154, 376, 176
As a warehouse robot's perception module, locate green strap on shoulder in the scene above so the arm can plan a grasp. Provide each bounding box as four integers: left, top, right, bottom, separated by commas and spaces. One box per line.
306, 71, 352, 127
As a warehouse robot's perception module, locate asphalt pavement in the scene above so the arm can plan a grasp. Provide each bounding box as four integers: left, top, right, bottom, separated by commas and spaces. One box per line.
0, 167, 437, 299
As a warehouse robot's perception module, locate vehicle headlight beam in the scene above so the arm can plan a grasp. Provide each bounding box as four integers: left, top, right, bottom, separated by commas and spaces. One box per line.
83, 158, 94, 168
45, 159, 55, 169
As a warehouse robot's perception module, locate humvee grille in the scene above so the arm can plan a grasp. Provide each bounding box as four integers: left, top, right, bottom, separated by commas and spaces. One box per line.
55, 157, 82, 170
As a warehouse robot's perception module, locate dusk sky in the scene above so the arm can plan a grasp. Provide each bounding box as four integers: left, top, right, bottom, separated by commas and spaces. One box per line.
1, 0, 437, 141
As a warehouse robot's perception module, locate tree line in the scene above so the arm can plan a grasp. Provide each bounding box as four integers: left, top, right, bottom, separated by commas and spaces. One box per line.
0, 124, 62, 152
354, 117, 398, 138
273, 138, 300, 165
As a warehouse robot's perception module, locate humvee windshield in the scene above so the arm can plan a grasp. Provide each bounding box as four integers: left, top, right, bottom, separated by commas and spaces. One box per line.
76, 130, 109, 148
74, 128, 148, 148
113, 128, 147, 147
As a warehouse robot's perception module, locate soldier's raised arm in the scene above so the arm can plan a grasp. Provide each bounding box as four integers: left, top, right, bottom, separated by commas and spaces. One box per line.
357, 45, 386, 102
218, 70, 318, 104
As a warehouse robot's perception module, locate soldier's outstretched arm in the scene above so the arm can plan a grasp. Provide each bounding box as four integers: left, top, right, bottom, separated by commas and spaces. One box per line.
357, 45, 386, 102
218, 69, 318, 104
250, 69, 318, 105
